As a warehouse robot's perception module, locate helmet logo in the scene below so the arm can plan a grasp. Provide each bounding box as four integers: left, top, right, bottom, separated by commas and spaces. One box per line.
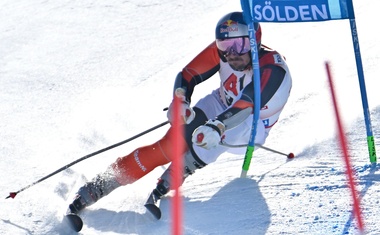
220, 20, 239, 33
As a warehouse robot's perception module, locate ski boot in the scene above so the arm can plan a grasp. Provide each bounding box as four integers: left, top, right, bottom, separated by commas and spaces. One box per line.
68, 170, 121, 214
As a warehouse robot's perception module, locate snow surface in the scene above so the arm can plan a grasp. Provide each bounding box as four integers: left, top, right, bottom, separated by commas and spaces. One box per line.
1, 0, 379, 234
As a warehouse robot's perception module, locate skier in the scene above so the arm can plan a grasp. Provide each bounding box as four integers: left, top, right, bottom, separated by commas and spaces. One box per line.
67, 11, 292, 218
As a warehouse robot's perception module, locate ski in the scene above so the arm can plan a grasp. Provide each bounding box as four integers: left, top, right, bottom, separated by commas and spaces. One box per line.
65, 213, 84, 232
144, 191, 162, 220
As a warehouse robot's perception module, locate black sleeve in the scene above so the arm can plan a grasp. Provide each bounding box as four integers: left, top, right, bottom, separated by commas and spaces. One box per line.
173, 65, 219, 103
241, 64, 286, 108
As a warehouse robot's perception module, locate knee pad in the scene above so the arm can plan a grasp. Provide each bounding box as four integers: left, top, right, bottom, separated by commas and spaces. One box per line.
183, 150, 206, 177
154, 151, 207, 198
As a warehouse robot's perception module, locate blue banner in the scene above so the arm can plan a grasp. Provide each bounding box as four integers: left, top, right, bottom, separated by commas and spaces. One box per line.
242, 0, 354, 22
241, 0, 377, 164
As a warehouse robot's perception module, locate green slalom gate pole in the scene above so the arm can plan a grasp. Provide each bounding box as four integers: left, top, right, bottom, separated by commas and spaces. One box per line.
347, 0, 377, 162
240, 0, 261, 178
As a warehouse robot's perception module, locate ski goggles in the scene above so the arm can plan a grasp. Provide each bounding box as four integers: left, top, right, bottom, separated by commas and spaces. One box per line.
216, 37, 251, 56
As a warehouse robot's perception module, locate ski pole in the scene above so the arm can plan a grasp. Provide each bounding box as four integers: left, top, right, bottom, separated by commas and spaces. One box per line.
220, 141, 295, 159
6, 120, 170, 199
256, 144, 295, 159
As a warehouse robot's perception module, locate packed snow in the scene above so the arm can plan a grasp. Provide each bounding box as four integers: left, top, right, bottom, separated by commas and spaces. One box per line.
1, 0, 379, 234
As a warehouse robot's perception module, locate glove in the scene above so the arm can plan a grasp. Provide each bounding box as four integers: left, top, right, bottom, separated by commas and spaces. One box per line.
167, 90, 195, 125
192, 120, 226, 149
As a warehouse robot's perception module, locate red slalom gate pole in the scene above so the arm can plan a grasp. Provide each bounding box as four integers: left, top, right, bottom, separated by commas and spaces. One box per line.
171, 92, 184, 235
325, 61, 364, 232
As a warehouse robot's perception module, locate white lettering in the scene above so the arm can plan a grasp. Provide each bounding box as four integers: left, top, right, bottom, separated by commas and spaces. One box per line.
249, 33, 257, 60
284, 6, 298, 21
311, 5, 328, 19
134, 150, 147, 172
220, 27, 238, 33
254, 5, 262, 20
299, 5, 312, 21
253, 2, 329, 22
275, 6, 286, 21
262, 5, 275, 21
